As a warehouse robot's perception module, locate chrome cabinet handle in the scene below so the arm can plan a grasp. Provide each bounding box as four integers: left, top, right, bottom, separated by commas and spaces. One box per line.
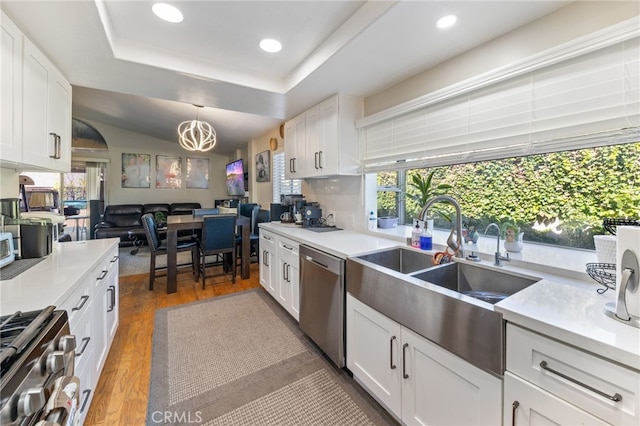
511, 401, 519, 426
314, 152, 319, 169
72, 295, 89, 311
286, 264, 291, 282
289, 158, 294, 173
402, 343, 409, 379
75, 337, 90, 357
262, 250, 268, 266
80, 389, 91, 413
110, 255, 119, 263
292, 158, 297, 173
318, 151, 323, 169
107, 285, 116, 312
96, 270, 108, 281
263, 235, 272, 241
539, 361, 622, 402
282, 262, 288, 281
389, 336, 397, 370
49, 133, 61, 159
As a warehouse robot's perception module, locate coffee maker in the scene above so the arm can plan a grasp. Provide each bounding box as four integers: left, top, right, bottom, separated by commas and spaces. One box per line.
279, 194, 305, 223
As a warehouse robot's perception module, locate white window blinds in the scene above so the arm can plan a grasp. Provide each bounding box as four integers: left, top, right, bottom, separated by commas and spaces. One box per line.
272, 152, 302, 203
360, 33, 640, 172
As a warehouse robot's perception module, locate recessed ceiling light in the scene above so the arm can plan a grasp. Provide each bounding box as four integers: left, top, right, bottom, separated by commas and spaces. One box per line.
436, 14, 457, 29
259, 39, 282, 53
152, 3, 183, 23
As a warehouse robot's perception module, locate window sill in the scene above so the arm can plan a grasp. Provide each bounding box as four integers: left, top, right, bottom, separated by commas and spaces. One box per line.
370, 225, 597, 281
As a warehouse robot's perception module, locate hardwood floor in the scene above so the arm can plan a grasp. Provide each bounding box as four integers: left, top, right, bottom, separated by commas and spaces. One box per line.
85, 264, 261, 425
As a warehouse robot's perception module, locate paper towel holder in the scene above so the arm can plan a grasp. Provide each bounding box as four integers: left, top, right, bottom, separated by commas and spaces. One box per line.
604, 249, 640, 328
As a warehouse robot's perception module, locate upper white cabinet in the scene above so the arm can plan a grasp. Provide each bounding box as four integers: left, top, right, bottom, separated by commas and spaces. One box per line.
0, 11, 71, 172
284, 94, 363, 179
1, 12, 23, 164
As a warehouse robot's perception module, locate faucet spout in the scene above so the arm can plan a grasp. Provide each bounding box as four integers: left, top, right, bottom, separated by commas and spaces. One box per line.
484, 223, 509, 266
418, 195, 464, 258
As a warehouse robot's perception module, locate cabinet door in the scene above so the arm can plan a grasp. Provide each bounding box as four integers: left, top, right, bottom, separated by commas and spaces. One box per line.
316, 95, 339, 176
1, 12, 23, 164
105, 251, 119, 346
93, 262, 110, 377
284, 113, 305, 179
259, 230, 277, 295
346, 294, 402, 418
278, 237, 299, 320
305, 104, 320, 176
504, 372, 610, 426
401, 326, 502, 426
22, 38, 71, 172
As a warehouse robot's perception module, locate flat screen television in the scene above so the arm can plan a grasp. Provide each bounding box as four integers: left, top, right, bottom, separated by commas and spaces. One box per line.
225, 159, 245, 196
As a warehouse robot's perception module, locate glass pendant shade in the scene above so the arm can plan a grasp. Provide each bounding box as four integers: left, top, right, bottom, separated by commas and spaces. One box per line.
178, 118, 216, 152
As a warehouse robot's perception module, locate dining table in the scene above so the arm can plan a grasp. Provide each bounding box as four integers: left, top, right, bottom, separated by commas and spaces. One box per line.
165, 214, 250, 294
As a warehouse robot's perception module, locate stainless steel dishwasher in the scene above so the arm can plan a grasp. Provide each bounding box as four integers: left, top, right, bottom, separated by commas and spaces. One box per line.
299, 244, 345, 368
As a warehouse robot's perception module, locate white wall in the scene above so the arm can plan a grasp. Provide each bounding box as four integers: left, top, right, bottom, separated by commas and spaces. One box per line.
365, 1, 639, 115
71, 119, 231, 207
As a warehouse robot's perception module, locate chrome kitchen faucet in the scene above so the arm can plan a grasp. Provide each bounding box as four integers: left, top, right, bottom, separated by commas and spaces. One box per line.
418, 195, 464, 259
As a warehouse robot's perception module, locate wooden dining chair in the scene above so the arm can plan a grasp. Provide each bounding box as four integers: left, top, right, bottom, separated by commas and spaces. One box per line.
141, 213, 198, 290
197, 215, 237, 288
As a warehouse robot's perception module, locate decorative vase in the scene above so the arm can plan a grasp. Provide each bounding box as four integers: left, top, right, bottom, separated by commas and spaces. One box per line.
504, 229, 524, 253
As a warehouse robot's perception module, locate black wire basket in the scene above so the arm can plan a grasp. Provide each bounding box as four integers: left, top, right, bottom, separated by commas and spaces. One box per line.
586, 262, 616, 294
602, 218, 640, 235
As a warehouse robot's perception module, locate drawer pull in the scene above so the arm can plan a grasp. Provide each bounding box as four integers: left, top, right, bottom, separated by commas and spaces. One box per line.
96, 270, 108, 281
511, 401, 519, 426
80, 389, 91, 413
110, 255, 119, 263
402, 343, 409, 379
539, 361, 622, 402
389, 336, 396, 370
75, 337, 90, 357
72, 295, 89, 312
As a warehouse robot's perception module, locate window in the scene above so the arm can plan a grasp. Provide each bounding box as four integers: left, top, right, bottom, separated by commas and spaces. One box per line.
272, 152, 302, 203
376, 142, 640, 250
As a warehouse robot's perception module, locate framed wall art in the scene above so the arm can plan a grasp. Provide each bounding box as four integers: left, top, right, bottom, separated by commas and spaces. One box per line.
156, 155, 182, 189
256, 150, 270, 182
121, 153, 150, 188
186, 157, 209, 189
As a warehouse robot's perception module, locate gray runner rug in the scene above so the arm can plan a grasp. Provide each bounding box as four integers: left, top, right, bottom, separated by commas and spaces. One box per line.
147, 289, 397, 426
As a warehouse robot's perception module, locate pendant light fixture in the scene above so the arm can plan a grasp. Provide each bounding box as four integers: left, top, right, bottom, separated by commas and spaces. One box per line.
178, 105, 217, 152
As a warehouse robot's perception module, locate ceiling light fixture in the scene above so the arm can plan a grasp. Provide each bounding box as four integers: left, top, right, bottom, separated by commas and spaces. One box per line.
436, 14, 457, 29
178, 105, 216, 152
152, 3, 183, 23
259, 38, 282, 53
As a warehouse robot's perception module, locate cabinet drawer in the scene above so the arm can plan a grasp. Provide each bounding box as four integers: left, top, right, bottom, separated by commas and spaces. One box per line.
507, 324, 639, 425
278, 236, 299, 256
58, 280, 91, 325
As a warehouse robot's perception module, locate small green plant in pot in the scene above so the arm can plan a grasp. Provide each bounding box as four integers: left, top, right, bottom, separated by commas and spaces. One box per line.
408, 170, 453, 223
501, 222, 524, 253
154, 211, 167, 227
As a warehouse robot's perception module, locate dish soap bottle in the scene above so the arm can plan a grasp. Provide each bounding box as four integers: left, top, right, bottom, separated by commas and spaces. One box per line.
420, 226, 433, 251
411, 223, 421, 248
368, 211, 377, 231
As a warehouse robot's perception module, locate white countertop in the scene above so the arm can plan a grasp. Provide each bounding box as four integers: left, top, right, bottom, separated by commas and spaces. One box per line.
0, 238, 119, 315
263, 221, 639, 371
260, 222, 400, 258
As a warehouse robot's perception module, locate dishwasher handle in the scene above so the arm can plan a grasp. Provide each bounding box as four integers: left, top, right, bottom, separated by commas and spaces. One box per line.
300, 245, 343, 275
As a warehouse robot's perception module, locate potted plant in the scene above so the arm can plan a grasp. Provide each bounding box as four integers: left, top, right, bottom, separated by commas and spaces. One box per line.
502, 222, 524, 252
407, 170, 453, 224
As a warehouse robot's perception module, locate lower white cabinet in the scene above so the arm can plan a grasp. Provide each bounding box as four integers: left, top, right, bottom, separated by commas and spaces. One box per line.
504, 372, 609, 426
58, 244, 119, 425
259, 229, 277, 295
347, 294, 502, 425
259, 229, 300, 321
504, 323, 639, 426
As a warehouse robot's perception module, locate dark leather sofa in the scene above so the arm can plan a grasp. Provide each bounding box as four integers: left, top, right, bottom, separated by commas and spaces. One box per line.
95, 202, 201, 245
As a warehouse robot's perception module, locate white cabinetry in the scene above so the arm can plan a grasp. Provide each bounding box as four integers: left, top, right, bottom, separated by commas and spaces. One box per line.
284, 94, 362, 179
259, 229, 277, 295
277, 236, 300, 320
258, 229, 300, 321
504, 323, 639, 426
1, 12, 23, 163
58, 245, 119, 426
0, 11, 71, 172
347, 294, 502, 425
284, 113, 305, 179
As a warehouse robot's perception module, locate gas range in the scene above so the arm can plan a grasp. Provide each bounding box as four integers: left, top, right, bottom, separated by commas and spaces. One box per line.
0, 306, 77, 426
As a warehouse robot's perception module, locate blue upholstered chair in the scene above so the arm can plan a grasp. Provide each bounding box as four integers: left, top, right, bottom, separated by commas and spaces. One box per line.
197, 215, 237, 288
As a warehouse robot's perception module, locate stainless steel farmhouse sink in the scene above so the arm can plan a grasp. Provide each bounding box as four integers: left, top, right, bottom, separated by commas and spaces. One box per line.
347, 247, 541, 376
356, 246, 433, 274
411, 262, 539, 304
